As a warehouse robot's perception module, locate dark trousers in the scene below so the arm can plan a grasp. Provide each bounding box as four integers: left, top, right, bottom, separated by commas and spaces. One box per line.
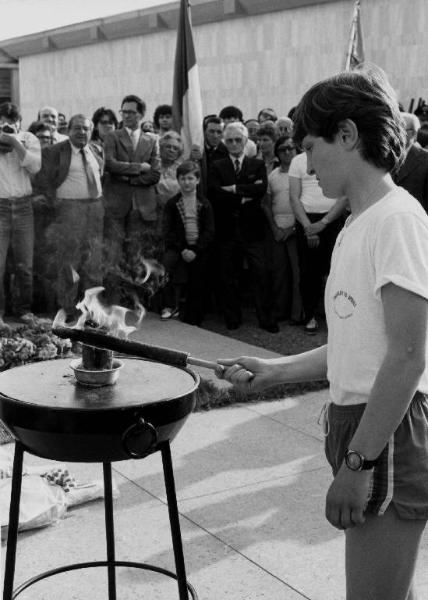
103, 210, 160, 305
32, 198, 56, 313
162, 248, 209, 326
296, 213, 343, 322
54, 198, 104, 314
0, 197, 33, 316
265, 229, 302, 322
218, 237, 274, 327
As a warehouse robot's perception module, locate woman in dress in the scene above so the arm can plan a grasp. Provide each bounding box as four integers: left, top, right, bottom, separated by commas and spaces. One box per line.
217, 67, 428, 600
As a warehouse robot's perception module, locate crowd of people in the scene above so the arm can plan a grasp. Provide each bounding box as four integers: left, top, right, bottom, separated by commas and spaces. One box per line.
0, 92, 427, 333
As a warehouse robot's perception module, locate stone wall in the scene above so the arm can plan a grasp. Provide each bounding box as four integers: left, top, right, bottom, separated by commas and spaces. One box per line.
18, 0, 428, 126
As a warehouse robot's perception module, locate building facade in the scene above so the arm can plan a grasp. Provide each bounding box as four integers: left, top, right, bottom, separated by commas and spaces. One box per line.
0, 0, 427, 126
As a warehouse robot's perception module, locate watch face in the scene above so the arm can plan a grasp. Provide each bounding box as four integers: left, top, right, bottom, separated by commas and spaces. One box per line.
346, 451, 363, 471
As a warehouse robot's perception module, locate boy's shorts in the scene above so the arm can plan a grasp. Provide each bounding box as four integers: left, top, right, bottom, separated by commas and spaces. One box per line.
324, 392, 428, 519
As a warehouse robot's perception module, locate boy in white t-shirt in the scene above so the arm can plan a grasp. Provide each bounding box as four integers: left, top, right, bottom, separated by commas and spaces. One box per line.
217, 68, 428, 600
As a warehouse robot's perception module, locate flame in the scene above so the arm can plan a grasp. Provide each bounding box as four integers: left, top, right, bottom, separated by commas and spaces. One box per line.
53, 287, 145, 339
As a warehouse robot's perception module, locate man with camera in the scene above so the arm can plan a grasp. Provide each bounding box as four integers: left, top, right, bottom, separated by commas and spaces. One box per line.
0, 102, 41, 326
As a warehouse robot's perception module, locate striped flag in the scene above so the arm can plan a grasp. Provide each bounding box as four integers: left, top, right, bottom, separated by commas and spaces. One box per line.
172, 0, 203, 156
344, 0, 365, 71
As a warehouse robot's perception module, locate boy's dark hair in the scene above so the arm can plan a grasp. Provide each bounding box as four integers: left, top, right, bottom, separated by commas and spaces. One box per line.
153, 104, 172, 128
219, 105, 243, 122
0, 102, 21, 122
292, 68, 406, 173
203, 115, 222, 131
176, 160, 201, 179
121, 95, 146, 115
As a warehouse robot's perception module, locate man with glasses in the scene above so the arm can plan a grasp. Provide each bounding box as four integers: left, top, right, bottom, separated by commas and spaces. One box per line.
394, 112, 428, 213
103, 94, 160, 301
208, 122, 278, 332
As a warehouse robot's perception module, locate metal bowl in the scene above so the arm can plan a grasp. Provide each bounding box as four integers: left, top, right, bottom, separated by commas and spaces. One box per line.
0, 358, 199, 462
70, 358, 124, 387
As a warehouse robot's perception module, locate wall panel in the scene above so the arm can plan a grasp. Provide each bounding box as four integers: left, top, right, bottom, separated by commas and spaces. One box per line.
18, 0, 428, 126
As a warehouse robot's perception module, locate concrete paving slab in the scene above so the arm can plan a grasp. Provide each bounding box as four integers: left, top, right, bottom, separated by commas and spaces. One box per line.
1, 314, 427, 599
243, 391, 329, 442
114, 405, 326, 502
2, 458, 307, 600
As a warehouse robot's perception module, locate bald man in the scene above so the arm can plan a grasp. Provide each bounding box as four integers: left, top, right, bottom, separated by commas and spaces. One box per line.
38, 106, 68, 143
394, 112, 428, 212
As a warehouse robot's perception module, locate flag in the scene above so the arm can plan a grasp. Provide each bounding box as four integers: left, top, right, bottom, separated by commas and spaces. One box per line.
344, 0, 365, 71
172, 0, 203, 156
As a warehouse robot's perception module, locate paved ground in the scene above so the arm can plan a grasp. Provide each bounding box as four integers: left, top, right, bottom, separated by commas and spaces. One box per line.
1, 312, 427, 599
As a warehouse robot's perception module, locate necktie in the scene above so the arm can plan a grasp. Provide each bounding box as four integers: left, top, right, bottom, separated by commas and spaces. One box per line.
80, 148, 99, 199
234, 158, 241, 177
131, 129, 140, 151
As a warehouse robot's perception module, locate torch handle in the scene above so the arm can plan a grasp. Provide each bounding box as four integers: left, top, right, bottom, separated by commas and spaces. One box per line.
187, 356, 223, 372
53, 326, 189, 368
53, 326, 254, 379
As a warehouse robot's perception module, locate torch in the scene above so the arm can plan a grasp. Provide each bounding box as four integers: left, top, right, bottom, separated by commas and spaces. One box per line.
53, 326, 225, 373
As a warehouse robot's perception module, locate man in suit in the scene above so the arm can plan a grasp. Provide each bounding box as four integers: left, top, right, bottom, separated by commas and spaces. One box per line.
395, 112, 428, 212
208, 122, 278, 332
103, 94, 160, 300
190, 116, 228, 195
40, 114, 104, 318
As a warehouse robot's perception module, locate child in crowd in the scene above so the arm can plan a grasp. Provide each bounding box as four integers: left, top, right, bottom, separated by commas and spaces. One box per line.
161, 160, 214, 326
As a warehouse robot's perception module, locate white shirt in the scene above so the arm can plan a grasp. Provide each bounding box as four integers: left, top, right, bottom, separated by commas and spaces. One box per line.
56, 142, 102, 199
288, 152, 336, 213
267, 167, 295, 228
0, 131, 41, 198
325, 188, 428, 405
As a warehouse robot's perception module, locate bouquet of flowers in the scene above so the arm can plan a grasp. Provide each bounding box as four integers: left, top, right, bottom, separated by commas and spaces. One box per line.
0, 318, 72, 371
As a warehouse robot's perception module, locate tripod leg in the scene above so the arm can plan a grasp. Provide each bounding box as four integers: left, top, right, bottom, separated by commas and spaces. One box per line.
161, 442, 189, 600
3, 442, 24, 600
103, 462, 116, 600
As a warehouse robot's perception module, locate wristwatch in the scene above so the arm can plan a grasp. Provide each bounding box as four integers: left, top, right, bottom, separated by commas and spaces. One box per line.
344, 449, 378, 471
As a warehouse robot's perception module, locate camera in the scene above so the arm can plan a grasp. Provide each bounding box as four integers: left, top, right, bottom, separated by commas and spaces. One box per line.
1, 124, 15, 134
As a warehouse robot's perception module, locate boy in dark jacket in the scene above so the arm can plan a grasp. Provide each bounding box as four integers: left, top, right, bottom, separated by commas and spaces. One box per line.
161, 160, 214, 325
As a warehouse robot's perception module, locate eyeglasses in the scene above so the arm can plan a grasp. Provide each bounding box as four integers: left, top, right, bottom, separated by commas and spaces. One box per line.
119, 109, 138, 116
99, 120, 113, 126
163, 144, 181, 151
37, 135, 52, 141
277, 146, 295, 153
225, 137, 244, 144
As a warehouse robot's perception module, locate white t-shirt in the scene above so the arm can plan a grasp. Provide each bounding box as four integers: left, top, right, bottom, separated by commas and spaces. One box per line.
267, 167, 295, 228
325, 187, 428, 405
288, 152, 336, 213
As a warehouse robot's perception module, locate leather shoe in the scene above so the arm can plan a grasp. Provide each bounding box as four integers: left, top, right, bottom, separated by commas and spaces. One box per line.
260, 321, 279, 334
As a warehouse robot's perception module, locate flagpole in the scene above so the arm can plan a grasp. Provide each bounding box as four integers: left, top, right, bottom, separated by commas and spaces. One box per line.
345, 0, 359, 71
171, 0, 203, 155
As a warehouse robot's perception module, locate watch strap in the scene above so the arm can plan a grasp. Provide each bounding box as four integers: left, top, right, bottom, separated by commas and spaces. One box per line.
345, 449, 378, 471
